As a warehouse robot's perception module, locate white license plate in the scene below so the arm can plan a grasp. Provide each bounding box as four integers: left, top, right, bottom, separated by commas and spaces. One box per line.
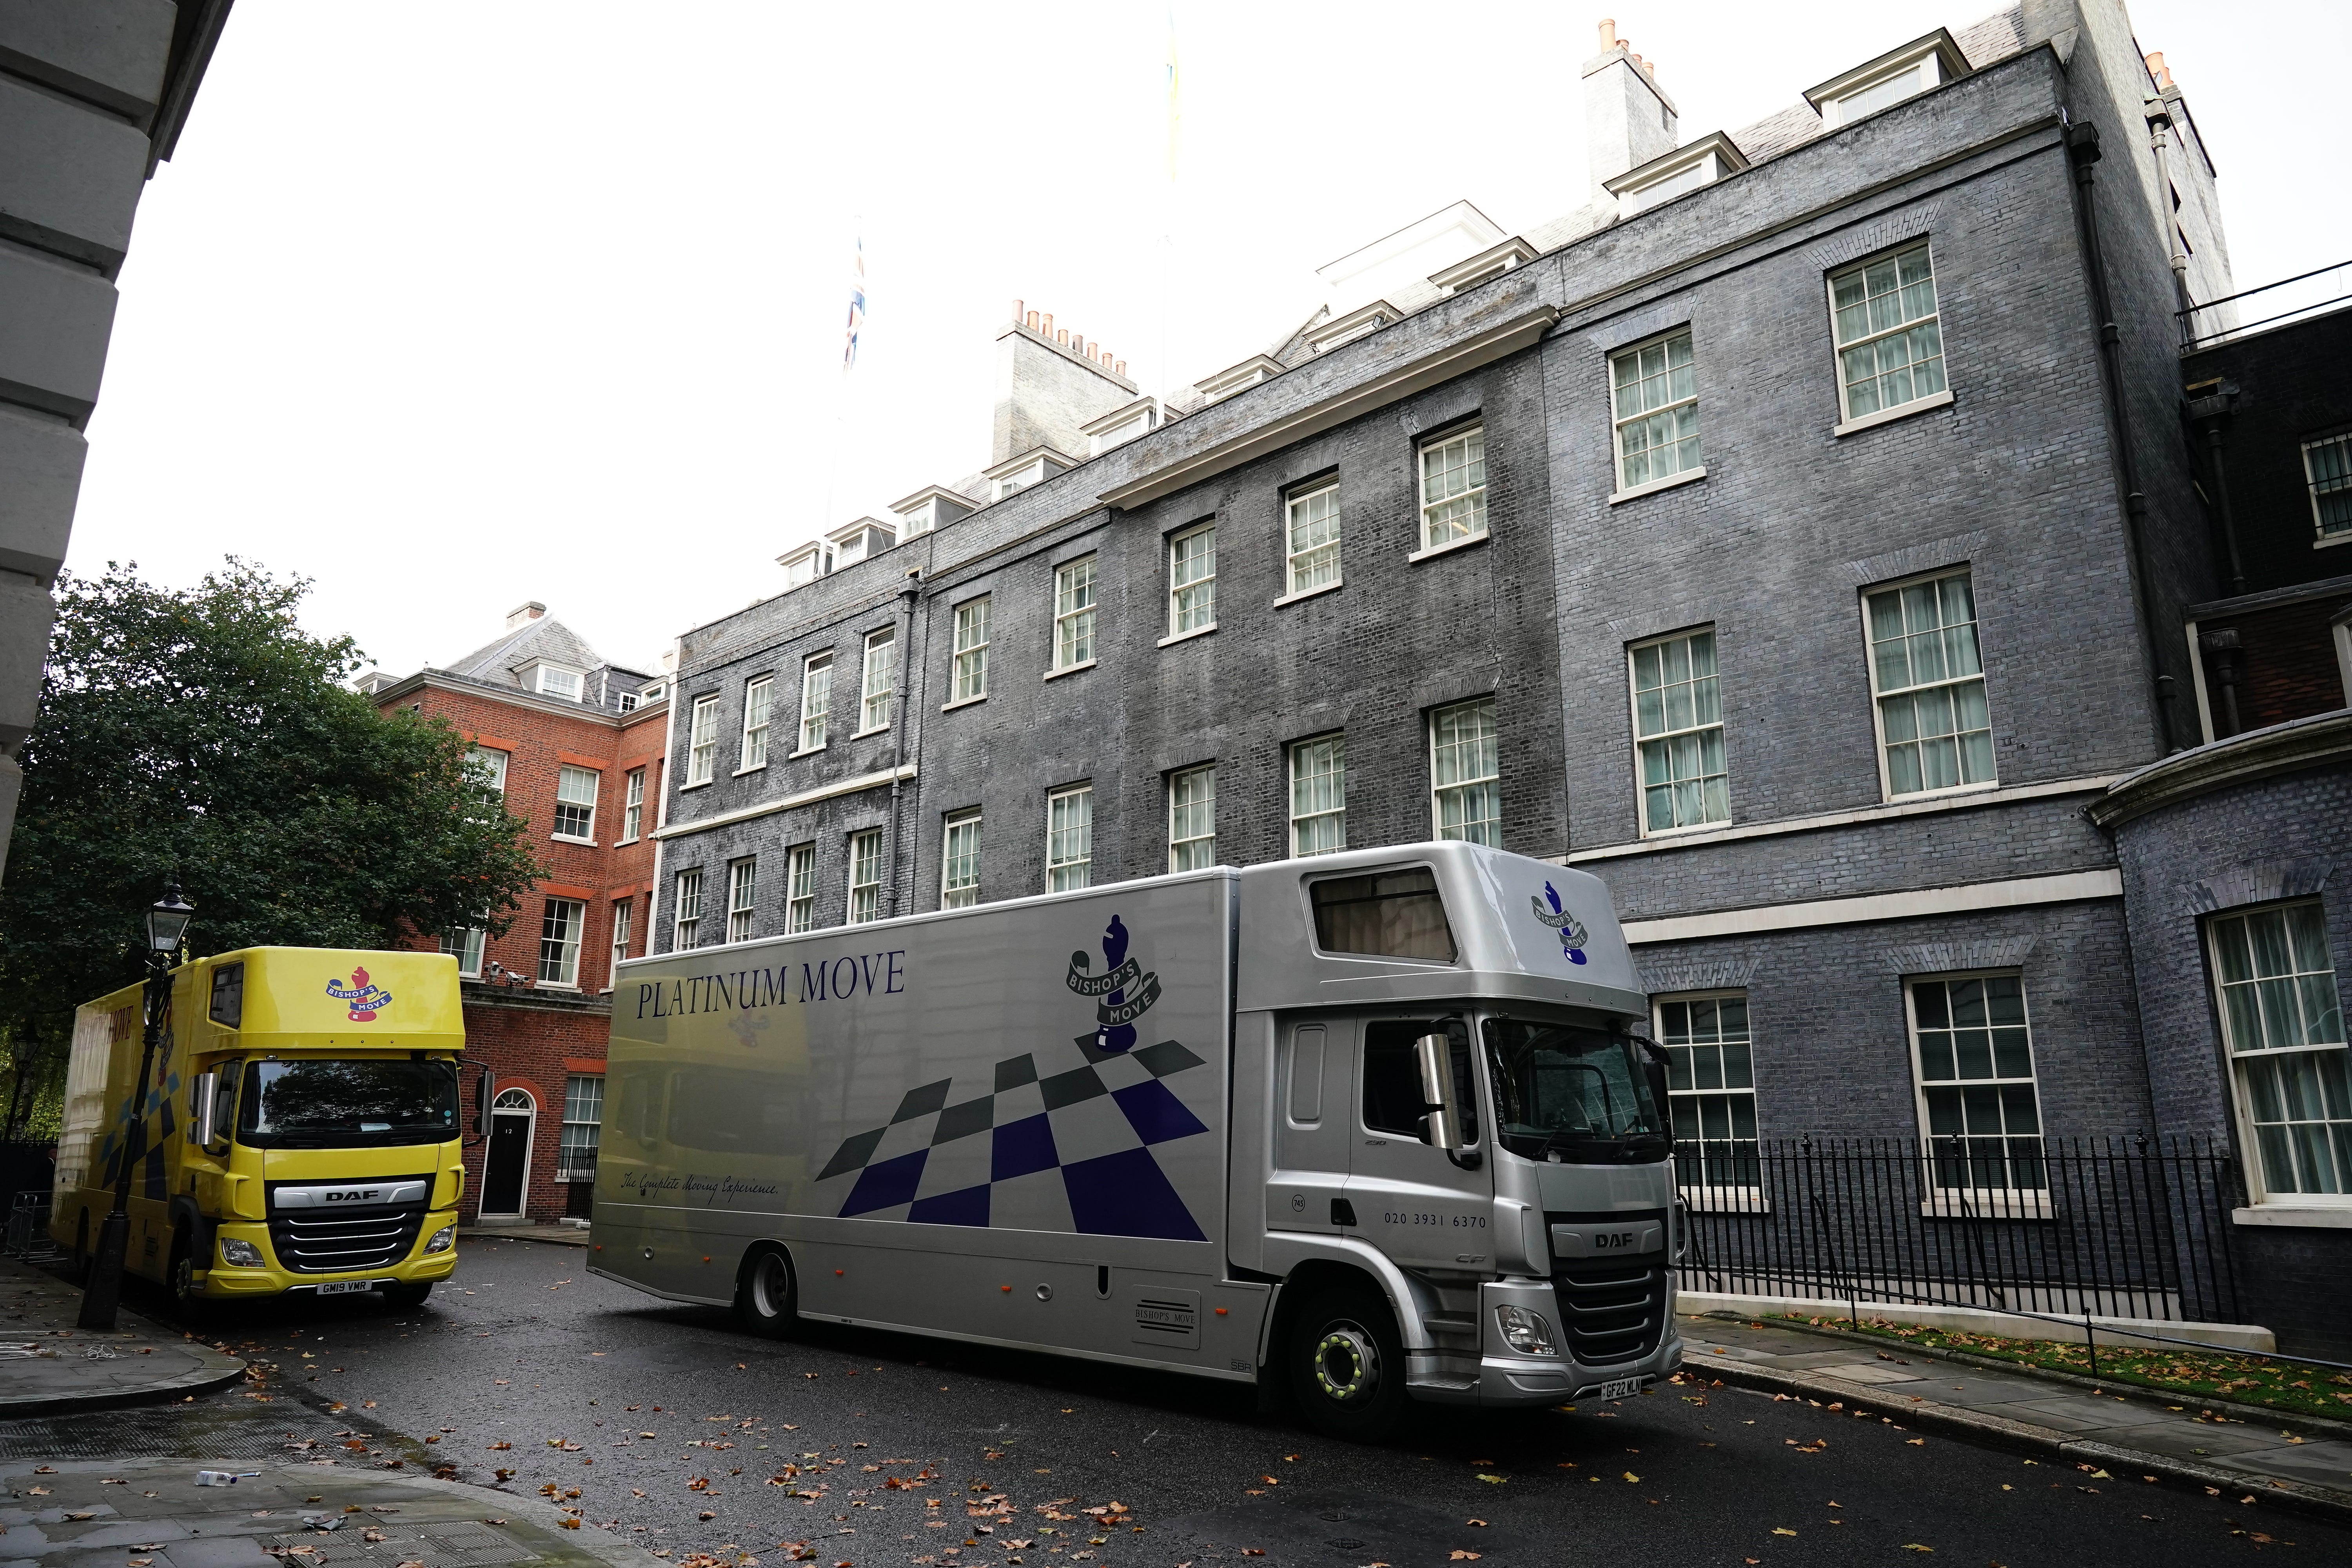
1599, 1376, 1643, 1401
314, 1280, 375, 1297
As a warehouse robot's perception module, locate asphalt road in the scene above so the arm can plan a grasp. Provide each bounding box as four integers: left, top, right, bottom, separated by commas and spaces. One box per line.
6, 1236, 2341, 1567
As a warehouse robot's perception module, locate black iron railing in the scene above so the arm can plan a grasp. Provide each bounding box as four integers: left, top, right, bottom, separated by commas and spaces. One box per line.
1674, 1134, 2243, 1325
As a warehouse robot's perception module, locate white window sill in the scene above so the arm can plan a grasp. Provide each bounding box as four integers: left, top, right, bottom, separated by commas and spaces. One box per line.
1638, 814, 1733, 842
1881, 778, 2000, 808
537, 982, 581, 993
615, 836, 638, 848
737, 764, 772, 779
1608, 465, 1708, 505
849, 724, 891, 740
1918, 1191, 2051, 1221
1158, 623, 1217, 649
788, 742, 827, 759
2232, 1203, 2352, 1229
1408, 530, 1490, 564
1044, 659, 1097, 682
457, 972, 484, 983
2316, 532, 2352, 550
1272, 579, 1343, 610
940, 693, 987, 713
550, 833, 597, 846
1833, 388, 1955, 438
679, 778, 713, 791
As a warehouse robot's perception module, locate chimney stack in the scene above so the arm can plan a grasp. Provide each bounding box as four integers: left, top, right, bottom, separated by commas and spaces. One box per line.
1583, 17, 1678, 203
505, 601, 546, 631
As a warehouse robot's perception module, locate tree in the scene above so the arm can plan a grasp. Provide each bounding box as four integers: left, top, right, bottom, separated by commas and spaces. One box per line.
0, 559, 544, 1050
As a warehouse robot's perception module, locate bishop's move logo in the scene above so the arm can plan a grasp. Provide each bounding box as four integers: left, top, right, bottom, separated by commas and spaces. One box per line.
1065, 914, 1161, 1054
325, 965, 393, 1022
1531, 882, 1590, 965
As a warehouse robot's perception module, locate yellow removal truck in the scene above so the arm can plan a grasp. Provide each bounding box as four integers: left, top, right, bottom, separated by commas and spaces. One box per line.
50, 947, 468, 1313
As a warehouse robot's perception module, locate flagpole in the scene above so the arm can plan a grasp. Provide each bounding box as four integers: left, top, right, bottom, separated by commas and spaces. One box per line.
1159, 8, 1178, 414
822, 230, 867, 549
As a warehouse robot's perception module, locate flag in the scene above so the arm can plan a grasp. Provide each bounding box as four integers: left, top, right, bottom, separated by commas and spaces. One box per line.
843, 236, 867, 373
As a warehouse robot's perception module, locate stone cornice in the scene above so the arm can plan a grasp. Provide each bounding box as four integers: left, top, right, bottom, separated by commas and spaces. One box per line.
2089, 709, 2352, 829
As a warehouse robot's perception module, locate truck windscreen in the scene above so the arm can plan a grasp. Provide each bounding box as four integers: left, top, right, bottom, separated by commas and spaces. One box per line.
1483, 1018, 1668, 1162
236, 1060, 459, 1148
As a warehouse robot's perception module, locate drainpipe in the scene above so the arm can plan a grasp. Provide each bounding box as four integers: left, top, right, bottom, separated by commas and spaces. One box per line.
2187, 383, 2245, 596
2145, 102, 2196, 345
884, 572, 922, 917
2063, 118, 2181, 751
2199, 627, 2243, 737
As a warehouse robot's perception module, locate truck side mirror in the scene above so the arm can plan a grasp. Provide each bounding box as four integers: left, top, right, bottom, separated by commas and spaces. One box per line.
1635, 1038, 1671, 1132
1415, 1032, 1465, 1151
189, 1072, 217, 1146
475, 1068, 496, 1134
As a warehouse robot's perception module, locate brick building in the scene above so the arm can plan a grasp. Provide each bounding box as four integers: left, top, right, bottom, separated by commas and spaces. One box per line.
365, 604, 668, 1225
641, 4, 2349, 1350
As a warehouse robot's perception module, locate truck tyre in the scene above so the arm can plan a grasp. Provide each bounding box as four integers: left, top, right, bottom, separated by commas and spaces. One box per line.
168, 1226, 208, 1323
382, 1281, 434, 1309
1287, 1284, 1408, 1442
734, 1245, 799, 1338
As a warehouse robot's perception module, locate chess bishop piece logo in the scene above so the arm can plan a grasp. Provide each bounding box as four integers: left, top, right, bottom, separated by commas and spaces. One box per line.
1065, 914, 1161, 1054
1530, 882, 1590, 965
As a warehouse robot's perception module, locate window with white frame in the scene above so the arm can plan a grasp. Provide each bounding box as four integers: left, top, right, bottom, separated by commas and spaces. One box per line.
616, 690, 639, 713
1829, 243, 1945, 421
1610, 331, 1700, 490
553, 765, 599, 841
2302, 432, 2352, 540
942, 813, 982, 908
1907, 973, 2044, 1191
621, 768, 644, 843
1289, 735, 1346, 855
1285, 483, 1341, 595
559, 1074, 603, 1180
466, 746, 509, 795
1657, 993, 1757, 1188
860, 629, 895, 732
1631, 628, 1728, 833
1419, 428, 1487, 549
726, 858, 756, 942
799, 653, 831, 751
1047, 786, 1093, 892
1169, 523, 1216, 635
785, 843, 817, 933
674, 867, 702, 949
1866, 569, 1993, 797
741, 675, 772, 769
848, 829, 884, 924
1430, 697, 1500, 846
536, 665, 582, 700
539, 897, 585, 986
951, 598, 990, 702
2207, 901, 2350, 1200
687, 695, 719, 785
1055, 556, 1098, 670
1168, 764, 1216, 872
609, 897, 632, 978
440, 926, 485, 979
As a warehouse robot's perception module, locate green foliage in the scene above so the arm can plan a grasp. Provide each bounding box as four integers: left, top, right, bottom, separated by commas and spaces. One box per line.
0, 559, 543, 1049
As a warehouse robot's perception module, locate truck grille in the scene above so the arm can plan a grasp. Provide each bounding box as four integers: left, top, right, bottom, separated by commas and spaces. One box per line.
1553, 1258, 1668, 1365
267, 1196, 426, 1276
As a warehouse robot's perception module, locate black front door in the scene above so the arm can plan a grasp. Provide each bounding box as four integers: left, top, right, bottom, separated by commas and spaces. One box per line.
484, 1113, 530, 1214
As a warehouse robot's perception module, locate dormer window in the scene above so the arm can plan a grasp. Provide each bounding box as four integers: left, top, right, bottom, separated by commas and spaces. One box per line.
1195, 356, 1283, 404
983, 448, 1074, 503
824, 517, 897, 568
1806, 30, 1970, 128
640, 680, 666, 703
1082, 398, 1158, 457
1606, 132, 1748, 216
890, 486, 978, 538
1427, 237, 1540, 296
996, 459, 1045, 499
534, 664, 583, 700
778, 541, 831, 587
1305, 301, 1403, 355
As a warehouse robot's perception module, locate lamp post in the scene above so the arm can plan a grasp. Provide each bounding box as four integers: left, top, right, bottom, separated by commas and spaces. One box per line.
77, 882, 194, 1331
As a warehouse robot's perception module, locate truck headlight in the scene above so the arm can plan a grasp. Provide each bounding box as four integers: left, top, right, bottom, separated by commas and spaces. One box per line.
1494, 1305, 1556, 1357
423, 1225, 455, 1254
218, 1237, 265, 1268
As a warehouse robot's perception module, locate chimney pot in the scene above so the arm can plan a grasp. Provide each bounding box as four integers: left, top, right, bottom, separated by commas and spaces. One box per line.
1057, 328, 1069, 345
1598, 18, 1617, 50
1040, 312, 1054, 337
1011, 297, 1024, 323
1026, 310, 1040, 330
1114, 359, 1125, 375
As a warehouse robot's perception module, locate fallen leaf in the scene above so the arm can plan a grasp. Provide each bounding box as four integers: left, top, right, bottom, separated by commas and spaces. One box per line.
1622, 1472, 1639, 1484
1465, 1518, 1487, 1527
1448, 1553, 1480, 1563
1905, 1439, 1926, 1447
1900, 1547, 1933, 1554
1477, 1474, 1507, 1485
1771, 1528, 1797, 1537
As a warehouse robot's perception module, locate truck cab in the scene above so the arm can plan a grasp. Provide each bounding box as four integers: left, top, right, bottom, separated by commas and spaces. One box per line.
1232, 844, 1680, 1434
51, 947, 468, 1313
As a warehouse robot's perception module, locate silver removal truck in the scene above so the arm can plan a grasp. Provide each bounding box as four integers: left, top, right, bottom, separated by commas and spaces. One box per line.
589, 841, 1682, 1438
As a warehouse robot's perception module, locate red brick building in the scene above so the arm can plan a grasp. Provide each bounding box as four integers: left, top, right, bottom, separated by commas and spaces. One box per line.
365, 603, 669, 1225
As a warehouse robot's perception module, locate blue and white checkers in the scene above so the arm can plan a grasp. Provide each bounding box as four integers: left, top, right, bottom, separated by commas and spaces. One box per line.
816, 1038, 1210, 1240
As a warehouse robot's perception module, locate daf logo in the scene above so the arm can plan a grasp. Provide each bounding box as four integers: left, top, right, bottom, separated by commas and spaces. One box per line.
325, 1189, 380, 1204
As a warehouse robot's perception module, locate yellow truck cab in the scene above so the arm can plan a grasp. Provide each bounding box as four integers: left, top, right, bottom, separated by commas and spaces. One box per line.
50, 947, 468, 1313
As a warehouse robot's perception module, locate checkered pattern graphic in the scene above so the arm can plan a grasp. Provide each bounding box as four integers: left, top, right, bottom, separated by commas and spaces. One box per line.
816, 1038, 1211, 1240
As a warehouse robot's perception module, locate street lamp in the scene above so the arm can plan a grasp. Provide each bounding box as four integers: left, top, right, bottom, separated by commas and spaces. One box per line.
78, 881, 194, 1330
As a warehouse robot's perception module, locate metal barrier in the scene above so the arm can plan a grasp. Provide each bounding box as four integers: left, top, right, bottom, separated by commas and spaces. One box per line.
1675, 1134, 2243, 1325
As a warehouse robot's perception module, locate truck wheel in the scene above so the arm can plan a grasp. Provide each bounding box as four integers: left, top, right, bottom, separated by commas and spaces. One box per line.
381, 1281, 433, 1309
72, 1210, 90, 1286
734, 1246, 799, 1338
168, 1227, 208, 1323
1287, 1284, 1408, 1442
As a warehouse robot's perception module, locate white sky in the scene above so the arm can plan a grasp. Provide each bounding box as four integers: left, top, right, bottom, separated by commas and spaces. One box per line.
68, 0, 2352, 680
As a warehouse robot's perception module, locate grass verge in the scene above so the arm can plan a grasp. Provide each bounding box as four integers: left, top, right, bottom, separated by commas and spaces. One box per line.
1763, 1312, 2352, 1424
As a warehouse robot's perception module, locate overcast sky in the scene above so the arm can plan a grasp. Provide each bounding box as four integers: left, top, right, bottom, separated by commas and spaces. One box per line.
67, 0, 2352, 680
